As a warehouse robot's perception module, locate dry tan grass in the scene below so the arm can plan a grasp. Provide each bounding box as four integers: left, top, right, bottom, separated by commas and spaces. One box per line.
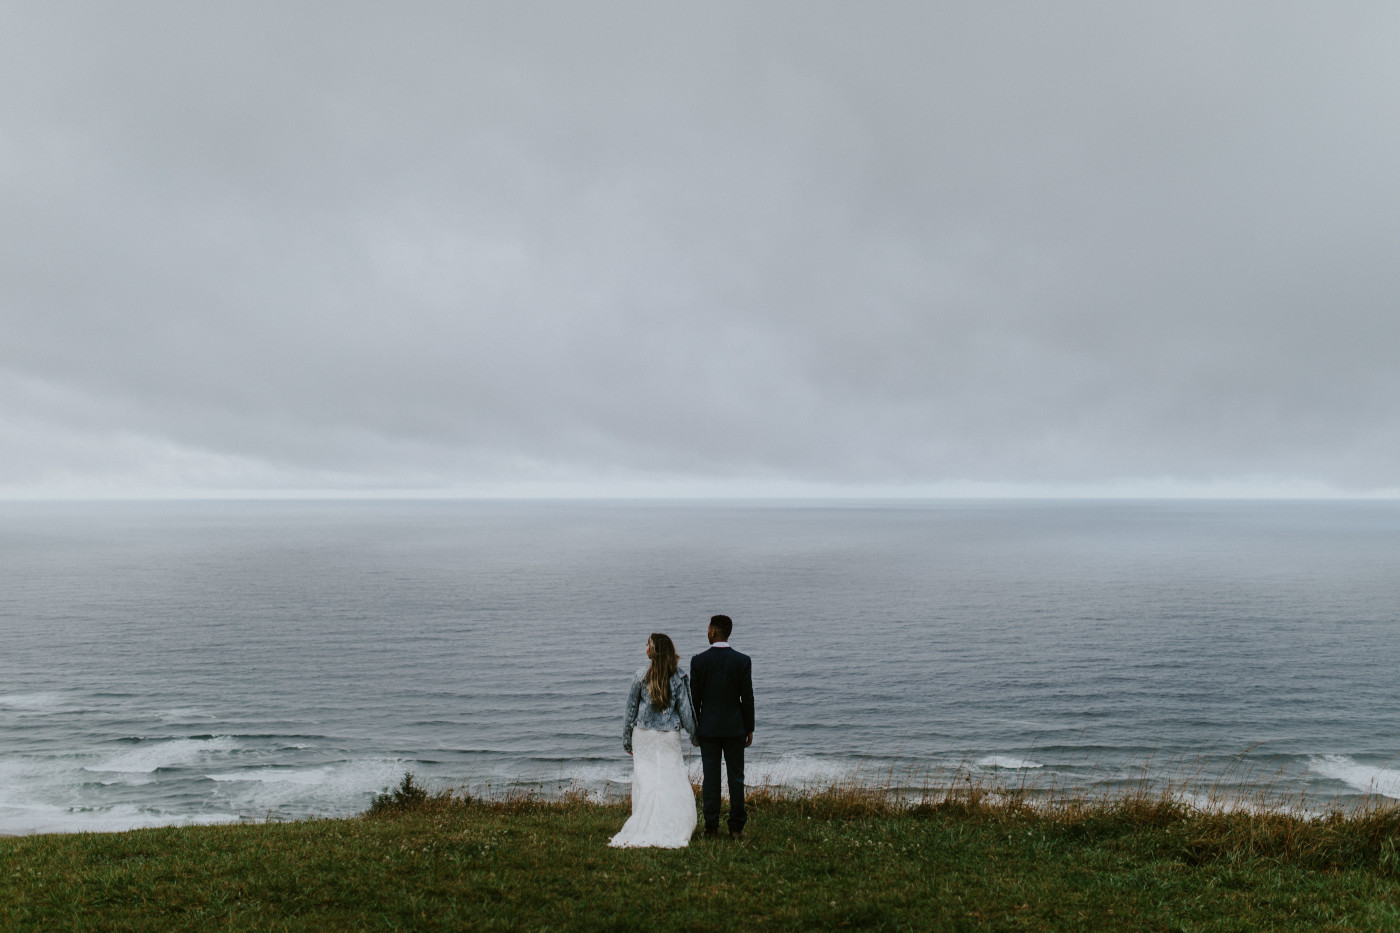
366, 766, 1400, 874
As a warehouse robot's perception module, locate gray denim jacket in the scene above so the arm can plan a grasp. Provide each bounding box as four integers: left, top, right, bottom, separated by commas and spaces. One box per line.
623, 667, 698, 753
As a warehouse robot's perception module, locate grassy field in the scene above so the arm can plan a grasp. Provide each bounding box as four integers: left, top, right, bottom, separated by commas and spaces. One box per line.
2, 777, 1399, 931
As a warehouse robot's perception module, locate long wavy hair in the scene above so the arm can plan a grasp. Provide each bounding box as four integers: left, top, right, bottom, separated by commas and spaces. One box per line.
645, 633, 679, 710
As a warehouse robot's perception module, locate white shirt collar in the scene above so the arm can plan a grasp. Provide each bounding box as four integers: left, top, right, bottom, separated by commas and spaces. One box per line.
711, 641, 730, 648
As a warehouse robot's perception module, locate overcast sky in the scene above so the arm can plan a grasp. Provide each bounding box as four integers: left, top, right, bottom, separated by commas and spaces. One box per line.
3, 2, 1399, 498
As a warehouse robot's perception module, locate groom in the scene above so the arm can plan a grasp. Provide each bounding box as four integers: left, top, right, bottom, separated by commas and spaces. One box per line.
690, 614, 754, 840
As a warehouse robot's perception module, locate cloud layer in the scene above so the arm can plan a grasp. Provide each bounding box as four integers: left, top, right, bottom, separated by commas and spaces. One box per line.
4, 3, 1400, 496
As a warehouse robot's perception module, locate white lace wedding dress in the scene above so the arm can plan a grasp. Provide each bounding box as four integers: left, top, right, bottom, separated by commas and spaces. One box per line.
608, 728, 697, 848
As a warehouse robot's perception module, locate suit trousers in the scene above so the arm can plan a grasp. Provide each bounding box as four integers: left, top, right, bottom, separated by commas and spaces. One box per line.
699, 736, 746, 832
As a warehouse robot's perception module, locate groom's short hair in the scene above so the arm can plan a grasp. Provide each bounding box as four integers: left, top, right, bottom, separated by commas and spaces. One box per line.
710, 614, 733, 638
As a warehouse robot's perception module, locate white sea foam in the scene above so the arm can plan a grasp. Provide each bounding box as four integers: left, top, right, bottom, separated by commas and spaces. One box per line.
205, 759, 408, 815
1174, 792, 1309, 817
0, 802, 239, 836
529, 753, 858, 791
207, 766, 339, 785
976, 756, 1044, 771
95, 776, 155, 787
1308, 755, 1400, 799
0, 759, 43, 806
84, 737, 239, 774
0, 749, 412, 834
519, 762, 632, 787
743, 754, 861, 787
0, 754, 242, 834
0, 693, 64, 710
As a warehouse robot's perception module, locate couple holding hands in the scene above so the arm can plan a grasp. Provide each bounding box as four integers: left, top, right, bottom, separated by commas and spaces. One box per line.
609, 614, 754, 848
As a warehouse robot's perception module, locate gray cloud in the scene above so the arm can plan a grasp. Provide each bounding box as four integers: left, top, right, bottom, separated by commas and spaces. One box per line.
3, 2, 1400, 495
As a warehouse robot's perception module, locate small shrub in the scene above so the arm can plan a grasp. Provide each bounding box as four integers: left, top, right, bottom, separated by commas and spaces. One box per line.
368, 772, 445, 816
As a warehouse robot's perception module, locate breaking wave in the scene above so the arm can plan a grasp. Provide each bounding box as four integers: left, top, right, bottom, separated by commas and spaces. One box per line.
976, 756, 1044, 771
1308, 755, 1400, 799
84, 737, 239, 774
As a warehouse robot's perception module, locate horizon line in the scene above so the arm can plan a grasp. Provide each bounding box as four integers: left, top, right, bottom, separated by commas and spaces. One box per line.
3, 489, 1400, 504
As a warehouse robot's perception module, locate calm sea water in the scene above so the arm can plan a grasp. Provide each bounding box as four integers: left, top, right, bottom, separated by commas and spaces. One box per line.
2, 499, 1398, 834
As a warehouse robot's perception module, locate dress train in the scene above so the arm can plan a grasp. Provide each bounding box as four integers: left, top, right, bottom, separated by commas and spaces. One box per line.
608, 728, 696, 848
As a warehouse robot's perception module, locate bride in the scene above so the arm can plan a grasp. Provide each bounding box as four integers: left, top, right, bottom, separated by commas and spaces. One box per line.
609, 633, 699, 848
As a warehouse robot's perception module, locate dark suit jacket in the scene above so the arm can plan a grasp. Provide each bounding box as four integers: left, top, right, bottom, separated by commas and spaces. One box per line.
690, 646, 754, 738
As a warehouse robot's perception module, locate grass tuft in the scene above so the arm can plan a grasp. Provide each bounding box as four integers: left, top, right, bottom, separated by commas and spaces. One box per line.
1173, 803, 1400, 873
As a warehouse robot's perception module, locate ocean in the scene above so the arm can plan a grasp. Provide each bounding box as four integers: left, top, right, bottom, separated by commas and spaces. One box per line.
1, 499, 1398, 835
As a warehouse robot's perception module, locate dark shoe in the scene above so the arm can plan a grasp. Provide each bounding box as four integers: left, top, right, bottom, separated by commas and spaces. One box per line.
729, 829, 745, 841
703, 827, 719, 839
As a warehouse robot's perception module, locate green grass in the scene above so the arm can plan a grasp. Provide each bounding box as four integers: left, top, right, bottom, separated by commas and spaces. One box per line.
3, 779, 1399, 931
